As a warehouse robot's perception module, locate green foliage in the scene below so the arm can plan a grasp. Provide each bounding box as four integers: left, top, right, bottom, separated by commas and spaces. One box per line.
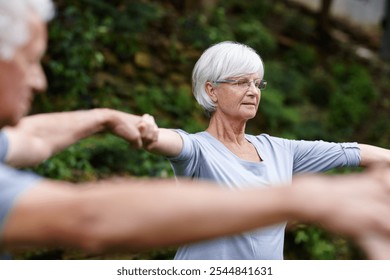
292, 225, 337, 259
224, 0, 272, 20
326, 62, 379, 139
260, 87, 301, 134
33, 135, 173, 181
178, 8, 234, 50
284, 44, 318, 72
233, 19, 278, 57
275, 4, 316, 39
33, 145, 95, 181
304, 68, 337, 109
285, 224, 365, 260
43, 6, 106, 110
264, 61, 306, 105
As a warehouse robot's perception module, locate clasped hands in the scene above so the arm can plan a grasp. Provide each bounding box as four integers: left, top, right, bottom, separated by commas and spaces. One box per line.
105, 110, 158, 149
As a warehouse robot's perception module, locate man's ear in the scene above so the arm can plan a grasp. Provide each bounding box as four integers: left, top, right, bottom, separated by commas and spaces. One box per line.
205, 82, 218, 102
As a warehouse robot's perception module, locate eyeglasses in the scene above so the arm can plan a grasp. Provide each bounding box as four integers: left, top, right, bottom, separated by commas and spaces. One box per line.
212, 78, 267, 90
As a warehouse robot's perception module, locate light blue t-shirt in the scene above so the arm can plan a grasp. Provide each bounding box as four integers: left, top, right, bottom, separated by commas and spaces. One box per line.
0, 131, 41, 239
169, 130, 361, 260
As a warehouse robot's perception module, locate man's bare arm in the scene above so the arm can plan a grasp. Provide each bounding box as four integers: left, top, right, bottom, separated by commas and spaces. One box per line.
3, 109, 157, 167
3, 170, 390, 259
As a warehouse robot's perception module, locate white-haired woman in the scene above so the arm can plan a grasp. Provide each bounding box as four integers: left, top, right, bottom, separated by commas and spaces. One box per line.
145, 41, 390, 260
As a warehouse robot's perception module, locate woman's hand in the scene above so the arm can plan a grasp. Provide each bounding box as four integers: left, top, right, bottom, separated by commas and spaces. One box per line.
137, 114, 159, 150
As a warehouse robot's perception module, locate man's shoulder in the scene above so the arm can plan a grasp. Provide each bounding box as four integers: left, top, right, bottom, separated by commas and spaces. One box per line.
0, 130, 8, 163
0, 162, 41, 189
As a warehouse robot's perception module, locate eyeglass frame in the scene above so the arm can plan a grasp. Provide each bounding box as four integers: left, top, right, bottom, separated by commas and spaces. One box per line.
212, 78, 267, 90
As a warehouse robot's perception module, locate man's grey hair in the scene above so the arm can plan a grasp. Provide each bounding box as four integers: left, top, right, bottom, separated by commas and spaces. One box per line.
0, 0, 54, 60
192, 41, 264, 115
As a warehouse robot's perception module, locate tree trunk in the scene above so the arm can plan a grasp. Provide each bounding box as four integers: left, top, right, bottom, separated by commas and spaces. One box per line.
381, 0, 390, 60
167, 0, 219, 16
319, 0, 333, 31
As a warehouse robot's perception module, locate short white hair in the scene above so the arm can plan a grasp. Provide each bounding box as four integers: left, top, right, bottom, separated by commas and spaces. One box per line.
192, 41, 264, 115
0, 0, 54, 60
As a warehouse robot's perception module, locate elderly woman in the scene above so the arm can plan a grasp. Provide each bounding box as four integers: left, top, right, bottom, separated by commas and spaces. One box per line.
145, 41, 390, 260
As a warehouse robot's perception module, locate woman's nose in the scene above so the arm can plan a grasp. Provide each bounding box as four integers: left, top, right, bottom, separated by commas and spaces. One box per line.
247, 81, 259, 93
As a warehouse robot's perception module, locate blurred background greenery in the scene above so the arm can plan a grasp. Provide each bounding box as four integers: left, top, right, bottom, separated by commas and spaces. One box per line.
22, 0, 390, 260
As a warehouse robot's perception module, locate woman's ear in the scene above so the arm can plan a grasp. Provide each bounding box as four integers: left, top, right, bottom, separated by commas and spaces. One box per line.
205, 82, 218, 102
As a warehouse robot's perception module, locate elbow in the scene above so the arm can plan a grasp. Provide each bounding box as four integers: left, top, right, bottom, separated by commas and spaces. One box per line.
62, 197, 143, 253
55, 188, 178, 253
53, 197, 112, 253
69, 219, 108, 254
66, 205, 113, 253
8, 147, 54, 168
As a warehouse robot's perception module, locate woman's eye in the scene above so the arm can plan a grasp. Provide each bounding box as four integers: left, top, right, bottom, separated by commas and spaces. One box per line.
236, 80, 248, 86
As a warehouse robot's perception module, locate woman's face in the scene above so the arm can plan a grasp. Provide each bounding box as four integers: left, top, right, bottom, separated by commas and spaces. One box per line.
208, 73, 262, 121
0, 14, 47, 128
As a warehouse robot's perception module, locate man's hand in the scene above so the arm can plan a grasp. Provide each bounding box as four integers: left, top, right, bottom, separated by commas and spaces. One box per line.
3, 109, 158, 167
292, 167, 390, 259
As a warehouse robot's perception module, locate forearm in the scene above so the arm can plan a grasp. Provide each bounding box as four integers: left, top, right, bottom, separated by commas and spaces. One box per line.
358, 144, 390, 167
82, 174, 390, 252
4, 172, 390, 259
4, 109, 139, 167
73, 180, 292, 251
2, 179, 293, 252
145, 128, 183, 157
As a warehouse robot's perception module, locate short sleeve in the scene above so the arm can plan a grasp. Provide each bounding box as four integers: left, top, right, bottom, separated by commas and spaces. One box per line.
0, 164, 42, 238
0, 131, 9, 163
168, 129, 201, 178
